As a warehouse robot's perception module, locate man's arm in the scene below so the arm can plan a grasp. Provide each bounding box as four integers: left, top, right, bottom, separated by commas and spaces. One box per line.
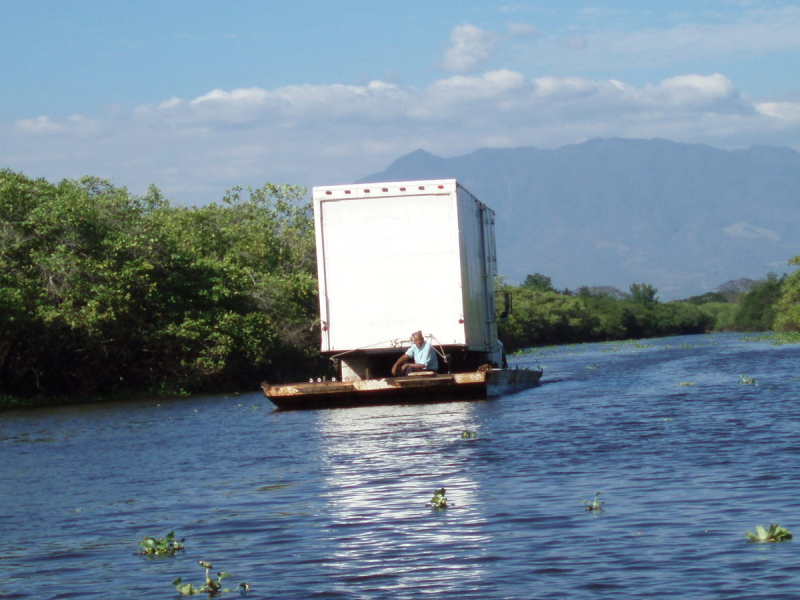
391, 353, 411, 375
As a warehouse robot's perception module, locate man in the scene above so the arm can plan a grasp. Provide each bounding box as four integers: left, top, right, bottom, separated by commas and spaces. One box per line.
391, 330, 439, 376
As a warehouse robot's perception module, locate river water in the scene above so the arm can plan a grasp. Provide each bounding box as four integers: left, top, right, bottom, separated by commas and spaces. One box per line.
2, 332, 800, 599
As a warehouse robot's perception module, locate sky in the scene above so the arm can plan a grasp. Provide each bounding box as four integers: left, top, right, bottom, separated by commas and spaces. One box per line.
2, 0, 800, 205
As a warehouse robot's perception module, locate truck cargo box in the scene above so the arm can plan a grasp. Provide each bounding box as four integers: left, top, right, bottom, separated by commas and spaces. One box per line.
312, 179, 501, 379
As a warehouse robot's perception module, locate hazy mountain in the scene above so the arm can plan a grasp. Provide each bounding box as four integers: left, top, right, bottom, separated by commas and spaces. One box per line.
359, 138, 800, 300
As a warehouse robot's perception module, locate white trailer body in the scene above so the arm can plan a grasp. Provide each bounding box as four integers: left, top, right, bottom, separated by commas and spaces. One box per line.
313, 179, 501, 380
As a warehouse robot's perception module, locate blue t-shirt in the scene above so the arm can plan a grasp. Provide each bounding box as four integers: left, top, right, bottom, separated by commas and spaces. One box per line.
405, 341, 439, 371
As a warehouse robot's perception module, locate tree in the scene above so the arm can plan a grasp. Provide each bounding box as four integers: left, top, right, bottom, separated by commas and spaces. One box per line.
729, 273, 784, 331
0, 170, 320, 403
520, 273, 554, 292
774, 258, 800, 332
629, 283, 658, 306
498, 288, 598, 348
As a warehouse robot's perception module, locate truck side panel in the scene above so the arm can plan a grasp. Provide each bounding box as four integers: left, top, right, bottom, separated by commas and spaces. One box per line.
457, 186, 499, 351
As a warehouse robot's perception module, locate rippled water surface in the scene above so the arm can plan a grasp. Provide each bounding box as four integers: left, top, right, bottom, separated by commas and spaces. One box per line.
3, 332, 800, 599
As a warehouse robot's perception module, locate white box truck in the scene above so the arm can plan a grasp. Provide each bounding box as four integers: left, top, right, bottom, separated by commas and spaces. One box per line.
312, 179, 506, 380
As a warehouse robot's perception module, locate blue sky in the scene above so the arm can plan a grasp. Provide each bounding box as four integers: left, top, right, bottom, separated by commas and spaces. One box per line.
2, 0, 800, 204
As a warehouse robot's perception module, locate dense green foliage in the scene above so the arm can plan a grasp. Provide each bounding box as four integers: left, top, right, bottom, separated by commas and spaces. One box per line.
498, 284, 712, 350
500, 269, 800, 351
700, 273, 787, 332
520, 272, 554, 291
0, 170, 320, 405
775, 256, 800, 332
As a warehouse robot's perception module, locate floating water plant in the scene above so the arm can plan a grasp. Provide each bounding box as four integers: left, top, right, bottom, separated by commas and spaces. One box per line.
139, 531, 185, 556
739, 374, 757, 385
773, 332, 800, 345
582, 492, 604, 511
746, 524, 792, 543
678, 381, 695, 386
172, 561, 248, 595
461, 430, 477, 439
428, 487, 448, 509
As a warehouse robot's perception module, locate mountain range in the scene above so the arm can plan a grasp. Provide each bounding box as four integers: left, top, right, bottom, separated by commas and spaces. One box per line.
360, 138, 800, 300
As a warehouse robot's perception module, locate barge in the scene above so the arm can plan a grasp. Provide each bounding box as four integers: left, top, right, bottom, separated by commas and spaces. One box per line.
262, 367, 543, 410
260, 178, 543, 410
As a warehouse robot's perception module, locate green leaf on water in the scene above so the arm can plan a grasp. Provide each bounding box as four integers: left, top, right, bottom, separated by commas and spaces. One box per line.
746, 523, 792, 542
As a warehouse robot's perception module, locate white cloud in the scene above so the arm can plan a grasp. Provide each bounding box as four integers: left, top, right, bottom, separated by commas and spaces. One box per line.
440, 22, 538, 74
757, 101, 800, 122
441, 25, 502, 73
191, 87, 270, 106
639, 74, 747, 112
2, 70, 799, 206
15, 114, 103, 135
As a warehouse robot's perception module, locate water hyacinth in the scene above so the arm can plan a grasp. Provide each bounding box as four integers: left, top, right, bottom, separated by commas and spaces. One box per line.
428, 488, 448, 509
745, 524, 792, 543
172, 561, 247, 596
139, 531, 184, 556
582, 492, 604, 512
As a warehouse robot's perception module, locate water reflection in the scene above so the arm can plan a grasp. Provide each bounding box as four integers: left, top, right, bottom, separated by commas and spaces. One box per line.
316, 402, 492, 597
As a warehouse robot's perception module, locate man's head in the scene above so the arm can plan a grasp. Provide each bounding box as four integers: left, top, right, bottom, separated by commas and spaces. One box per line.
412, 330, 424, 348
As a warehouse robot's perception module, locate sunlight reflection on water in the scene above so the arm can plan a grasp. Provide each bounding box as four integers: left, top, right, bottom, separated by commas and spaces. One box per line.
317, 404, 490, 597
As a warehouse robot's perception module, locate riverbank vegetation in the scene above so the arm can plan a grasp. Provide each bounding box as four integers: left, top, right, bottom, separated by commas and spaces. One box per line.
1, 170, 321, 407
1, 169, 798, 407
497, 270, 800, 352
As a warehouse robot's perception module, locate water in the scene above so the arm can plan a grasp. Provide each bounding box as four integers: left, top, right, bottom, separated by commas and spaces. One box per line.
2, 332, 800, 599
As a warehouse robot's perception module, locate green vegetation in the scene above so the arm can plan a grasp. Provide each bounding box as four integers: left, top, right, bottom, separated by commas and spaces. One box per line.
139, 531, 185, 556
461, 429, 477, 439
775, 256, 800, 332
520, 272, 554, 292
428, 488, 448, 509
0, 170, 322, 407
498, 282, 712, 350
720, 274, 784, 331
499, 268, 800, 352
774, 332, 800, 344
173, 561, 248, 595
745, 524, 793, 543
739, 374, 757, 385
582, 492, 604, 512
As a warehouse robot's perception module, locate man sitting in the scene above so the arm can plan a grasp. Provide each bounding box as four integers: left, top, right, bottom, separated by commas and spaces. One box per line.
391, 330, 439, 376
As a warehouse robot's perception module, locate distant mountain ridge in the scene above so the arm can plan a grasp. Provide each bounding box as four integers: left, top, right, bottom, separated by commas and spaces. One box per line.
359, 138, 800, 300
